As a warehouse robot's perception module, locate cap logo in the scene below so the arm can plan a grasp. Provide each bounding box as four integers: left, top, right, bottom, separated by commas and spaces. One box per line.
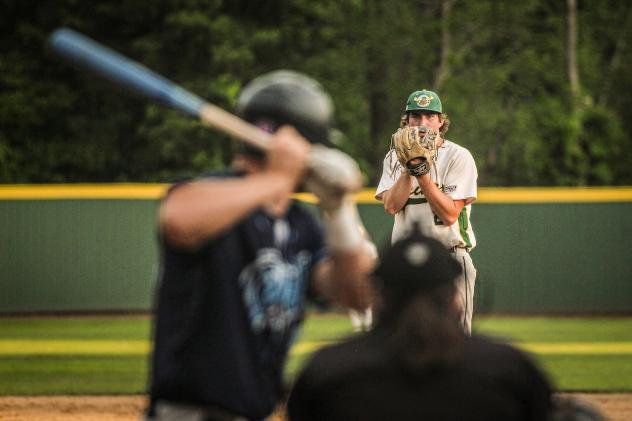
414, 94, 434, 107
404, 243, 430, 266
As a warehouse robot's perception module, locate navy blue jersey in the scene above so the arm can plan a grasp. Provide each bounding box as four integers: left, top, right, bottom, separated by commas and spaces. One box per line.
149, 175, 326, 419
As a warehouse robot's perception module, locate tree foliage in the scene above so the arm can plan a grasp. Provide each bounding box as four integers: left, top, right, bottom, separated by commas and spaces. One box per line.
1, 0, 631, 185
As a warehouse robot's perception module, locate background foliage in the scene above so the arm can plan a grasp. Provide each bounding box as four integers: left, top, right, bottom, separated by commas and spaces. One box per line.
1, 0, 631, 185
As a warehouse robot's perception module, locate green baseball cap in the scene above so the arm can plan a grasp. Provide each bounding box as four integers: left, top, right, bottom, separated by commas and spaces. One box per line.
405, 89, 442, 113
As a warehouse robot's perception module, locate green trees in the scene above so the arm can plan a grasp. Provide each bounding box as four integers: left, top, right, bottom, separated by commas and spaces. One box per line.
1, 0, 631, 185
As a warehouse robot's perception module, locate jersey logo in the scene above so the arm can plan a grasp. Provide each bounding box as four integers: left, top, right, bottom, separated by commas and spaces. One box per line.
443, 184, 457, 193
411, 186, 424, 196
239, 248, 311, 334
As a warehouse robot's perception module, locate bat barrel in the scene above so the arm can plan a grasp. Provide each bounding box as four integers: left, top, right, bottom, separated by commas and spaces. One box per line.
47, 28, 205, 116
46, 27, 271, 151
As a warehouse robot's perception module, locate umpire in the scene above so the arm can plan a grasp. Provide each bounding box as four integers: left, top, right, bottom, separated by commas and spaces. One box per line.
145, 71, 375, 421
287, 225, 553, 421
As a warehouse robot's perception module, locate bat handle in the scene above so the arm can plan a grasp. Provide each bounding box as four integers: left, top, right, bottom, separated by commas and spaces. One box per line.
199, 103, 271, 150
200, 105, 363, 194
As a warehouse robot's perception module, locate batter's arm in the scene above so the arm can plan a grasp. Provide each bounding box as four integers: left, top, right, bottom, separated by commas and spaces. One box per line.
416, 173, 465, 225
159, 174, 293, 249
310, 235, 376, 311
381, 172, 414, 215
160, 127, 309, 249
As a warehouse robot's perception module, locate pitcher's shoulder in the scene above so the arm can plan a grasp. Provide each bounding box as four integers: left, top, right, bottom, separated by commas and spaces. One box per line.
442, 140, 475, 160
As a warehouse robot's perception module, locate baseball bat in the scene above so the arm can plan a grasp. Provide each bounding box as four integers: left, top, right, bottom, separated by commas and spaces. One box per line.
46, 27, 270, 150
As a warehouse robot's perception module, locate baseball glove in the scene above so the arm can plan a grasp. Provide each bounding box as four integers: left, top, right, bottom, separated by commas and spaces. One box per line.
391, 125, 438, 176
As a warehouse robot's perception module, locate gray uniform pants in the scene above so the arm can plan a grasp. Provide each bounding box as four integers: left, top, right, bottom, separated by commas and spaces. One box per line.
452, 248, 476, 335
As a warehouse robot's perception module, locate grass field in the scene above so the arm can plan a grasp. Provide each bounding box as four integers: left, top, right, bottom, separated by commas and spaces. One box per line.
0, 314, 631, 395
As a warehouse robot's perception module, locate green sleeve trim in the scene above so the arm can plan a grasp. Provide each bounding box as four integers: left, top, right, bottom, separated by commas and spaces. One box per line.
458, 207, 472, 248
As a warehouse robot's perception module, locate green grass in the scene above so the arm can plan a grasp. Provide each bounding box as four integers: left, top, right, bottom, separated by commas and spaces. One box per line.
473, 316, 632, 343
0, 355, 146, 395
472, 316, 632, 391
538, 354, 632, 391
0, 314, 631, 395
0, 318, 149, 340
0, 317, 150, 395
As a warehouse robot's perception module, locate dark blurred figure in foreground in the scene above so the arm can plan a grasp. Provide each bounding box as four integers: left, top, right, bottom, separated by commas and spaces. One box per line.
287, 225, 556, 421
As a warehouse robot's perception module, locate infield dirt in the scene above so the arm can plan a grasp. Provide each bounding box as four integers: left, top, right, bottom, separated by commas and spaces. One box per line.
0, 394, 629, 420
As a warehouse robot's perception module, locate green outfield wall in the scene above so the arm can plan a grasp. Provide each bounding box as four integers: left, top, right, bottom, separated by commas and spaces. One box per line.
1, 185, 631, 314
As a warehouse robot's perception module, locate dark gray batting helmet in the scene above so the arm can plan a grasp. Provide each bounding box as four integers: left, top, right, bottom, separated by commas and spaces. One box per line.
236, 70, 334, 146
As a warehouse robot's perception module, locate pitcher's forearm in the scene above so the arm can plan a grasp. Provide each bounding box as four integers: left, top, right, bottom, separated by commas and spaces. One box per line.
417, 175, 464, 226
383, 173, 413, 215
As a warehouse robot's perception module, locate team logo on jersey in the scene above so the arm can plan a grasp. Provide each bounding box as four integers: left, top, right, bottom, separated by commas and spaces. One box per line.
239, 248, 311, 334
414, 94, 434, 107
443, 184, 457, 193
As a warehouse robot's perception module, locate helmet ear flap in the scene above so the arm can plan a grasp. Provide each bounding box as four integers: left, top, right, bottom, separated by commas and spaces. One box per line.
236, 70, 334, 146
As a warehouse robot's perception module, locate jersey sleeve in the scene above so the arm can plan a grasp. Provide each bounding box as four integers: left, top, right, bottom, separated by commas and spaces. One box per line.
375, 150, 402, 200
443, 147, 478, 204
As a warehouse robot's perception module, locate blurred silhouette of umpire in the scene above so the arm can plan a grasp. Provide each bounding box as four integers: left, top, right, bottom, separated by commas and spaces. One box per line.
287, 225, 556, 421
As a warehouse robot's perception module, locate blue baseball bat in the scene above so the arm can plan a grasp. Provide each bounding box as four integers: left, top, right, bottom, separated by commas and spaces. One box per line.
46, 27, 270, 149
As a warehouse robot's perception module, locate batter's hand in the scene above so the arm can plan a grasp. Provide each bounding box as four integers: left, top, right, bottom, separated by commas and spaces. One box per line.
265, 125, 311, 190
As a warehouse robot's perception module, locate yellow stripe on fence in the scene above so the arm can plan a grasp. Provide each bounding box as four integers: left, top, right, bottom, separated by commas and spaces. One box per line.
477, 187, 632, 203
0, 184, 169, 200
518, 342, 632, 354
1, 185, 632, 203
0, 339, 632, 356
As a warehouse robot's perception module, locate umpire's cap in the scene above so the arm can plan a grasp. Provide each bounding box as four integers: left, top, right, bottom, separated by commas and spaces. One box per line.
236, 70, 334, 146
374, 224, 461, 305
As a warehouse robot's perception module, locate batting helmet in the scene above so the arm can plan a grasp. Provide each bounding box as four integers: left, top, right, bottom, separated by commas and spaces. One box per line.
405, 89, 442, 114
236, 70, 334, 146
